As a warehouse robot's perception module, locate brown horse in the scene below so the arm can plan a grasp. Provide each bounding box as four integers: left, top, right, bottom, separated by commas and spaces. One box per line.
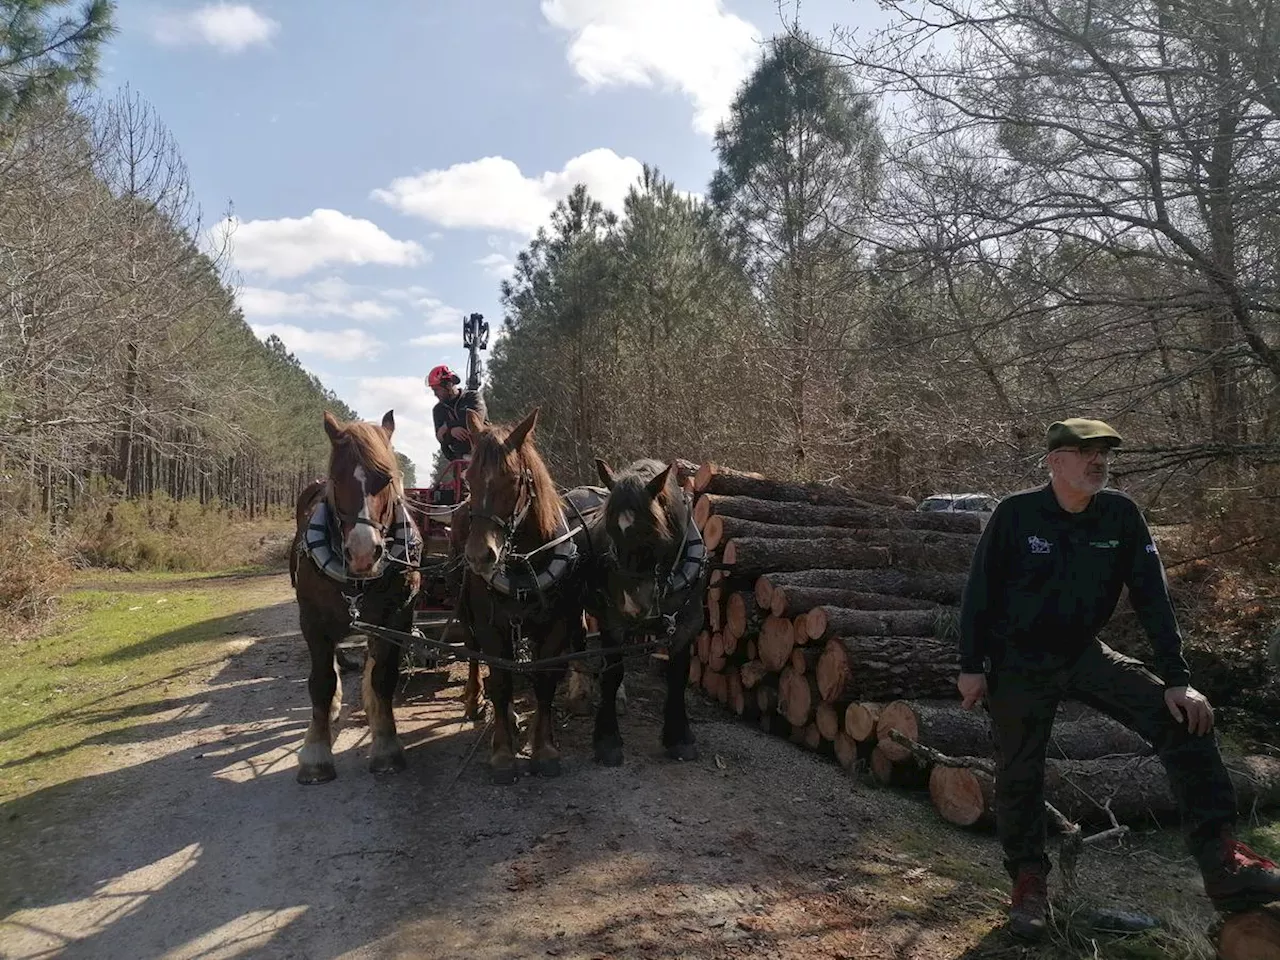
588, 457, 707, 765
453, 407, 596, 784
290, 409, 421, 784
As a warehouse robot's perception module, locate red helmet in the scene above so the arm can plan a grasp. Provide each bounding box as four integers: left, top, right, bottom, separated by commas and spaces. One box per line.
426, 365, 459, 389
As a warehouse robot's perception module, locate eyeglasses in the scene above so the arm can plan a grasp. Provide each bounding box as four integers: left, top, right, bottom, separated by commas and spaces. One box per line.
1060, 444, 1115, 461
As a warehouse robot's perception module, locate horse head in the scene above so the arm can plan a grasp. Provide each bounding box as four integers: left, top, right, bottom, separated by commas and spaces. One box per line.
463, 407, 560, 580
594, 457, 684, 619
323, 409, 401, 578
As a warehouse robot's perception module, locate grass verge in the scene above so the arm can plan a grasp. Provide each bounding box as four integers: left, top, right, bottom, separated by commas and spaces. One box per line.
0, 574, 289, 803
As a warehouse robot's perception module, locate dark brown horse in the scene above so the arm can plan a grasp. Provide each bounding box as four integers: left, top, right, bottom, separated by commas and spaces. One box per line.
452, 407, 595, 784
290, 409, 421, 784
588, 457, 707, 765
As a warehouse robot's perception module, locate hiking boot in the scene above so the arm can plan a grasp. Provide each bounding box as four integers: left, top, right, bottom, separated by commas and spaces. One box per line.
1009, 866, 1049, 940
1199, 832, 1280, 912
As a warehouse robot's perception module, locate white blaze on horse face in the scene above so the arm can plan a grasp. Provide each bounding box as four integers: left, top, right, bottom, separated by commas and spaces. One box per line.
616, 510, 634, 533
345, 463, 381, 573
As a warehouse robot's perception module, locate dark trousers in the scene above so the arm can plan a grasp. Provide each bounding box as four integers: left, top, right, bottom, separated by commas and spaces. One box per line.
986, 639, 1237, 879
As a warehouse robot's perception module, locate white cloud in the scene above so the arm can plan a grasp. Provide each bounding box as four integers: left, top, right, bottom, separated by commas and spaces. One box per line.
151, 3, 279, 53
409, 331, 458, 348
371, 148, 644, 235
215, 209, 427, 279
250, 323, 382, 361
349, 376, 439, 476
238, 278, 398, 322
541, 0, 761, 135
476, 252, 515, 280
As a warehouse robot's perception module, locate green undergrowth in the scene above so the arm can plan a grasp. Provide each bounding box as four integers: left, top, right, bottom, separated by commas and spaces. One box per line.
0, 575, 288, 803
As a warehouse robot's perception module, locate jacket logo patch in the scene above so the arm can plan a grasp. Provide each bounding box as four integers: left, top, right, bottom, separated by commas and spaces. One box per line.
1090, 540, 1120, 549
1145, 543, 1158, 554
1027, 536, 1052, 554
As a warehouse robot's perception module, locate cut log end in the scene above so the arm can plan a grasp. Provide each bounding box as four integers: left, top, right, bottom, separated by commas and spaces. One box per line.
929, 765, 992, 828
875, 701, 921, 762
844, 702, 882, 742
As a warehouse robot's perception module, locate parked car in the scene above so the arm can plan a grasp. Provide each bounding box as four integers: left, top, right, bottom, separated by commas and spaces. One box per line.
917, 492, 1000, 516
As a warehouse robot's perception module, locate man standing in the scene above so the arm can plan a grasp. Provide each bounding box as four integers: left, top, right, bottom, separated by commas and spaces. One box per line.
958, 417, 1279, 941
426, 364, 486, 462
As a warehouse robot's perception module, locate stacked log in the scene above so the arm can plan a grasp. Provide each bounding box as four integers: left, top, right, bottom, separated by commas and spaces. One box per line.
680, 458, 1280, 872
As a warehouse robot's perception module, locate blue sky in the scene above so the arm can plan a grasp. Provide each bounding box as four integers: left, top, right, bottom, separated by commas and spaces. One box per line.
102, 0, 888, 474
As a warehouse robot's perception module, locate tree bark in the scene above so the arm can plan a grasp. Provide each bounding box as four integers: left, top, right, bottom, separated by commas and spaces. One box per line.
771, 585, 943, 618
703, 514, 979, 552
876, 700, 993, 764
694, 493, 981, 534
694, 470, 914, 511
815, 636, 960, 702
804, 605, 959, 642
758, 569, 968, 605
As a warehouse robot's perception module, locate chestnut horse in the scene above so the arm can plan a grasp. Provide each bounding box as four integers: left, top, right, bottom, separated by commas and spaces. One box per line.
588, 457, 707, 765
289, 409, 422, 784
452, 407, 597, 784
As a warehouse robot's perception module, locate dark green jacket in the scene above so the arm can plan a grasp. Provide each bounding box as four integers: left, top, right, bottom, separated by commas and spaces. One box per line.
958, 484, 1191, 687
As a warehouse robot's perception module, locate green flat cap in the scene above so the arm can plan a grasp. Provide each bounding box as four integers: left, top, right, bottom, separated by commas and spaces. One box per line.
1046, 417, 1123, 451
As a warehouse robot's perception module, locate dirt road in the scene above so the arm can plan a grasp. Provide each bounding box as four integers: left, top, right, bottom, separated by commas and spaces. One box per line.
0, 574, 1221, 959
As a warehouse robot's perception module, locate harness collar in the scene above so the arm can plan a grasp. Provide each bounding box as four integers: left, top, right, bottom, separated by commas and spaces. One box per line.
302, 498, 420, 585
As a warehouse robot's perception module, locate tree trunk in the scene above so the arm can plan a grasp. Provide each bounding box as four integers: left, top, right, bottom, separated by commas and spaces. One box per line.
758, 569, 968, 605
876, 700, 993, 764
789, 645, 823, 675
815, 637, 960, 703
804, 605, 959, 642
693, 462, 765, 492
834, 732, 859, 771
694, 470, 914, 511
758, 615, 796, 672
772, 585, 943, 618
725, 590, 764, 641
870, 744, 930, 787
815, 701, 842, 741
844, 702, 882, 742
931, 754, 1280, 829
703, 515, 980, 553
778, 665, 820, 727
694, 492, 980, 534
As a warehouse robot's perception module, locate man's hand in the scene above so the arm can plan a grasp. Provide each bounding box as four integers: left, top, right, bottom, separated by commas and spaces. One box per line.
449, 427, 469, 441
958, 672, 987, 710
1165, 685, 1214, 735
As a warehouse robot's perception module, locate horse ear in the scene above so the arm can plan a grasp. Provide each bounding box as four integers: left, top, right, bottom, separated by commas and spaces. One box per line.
595, 458, 617, 490
645, 461, 676, 500
381, 409, 395, 438
504, 407, 539, 451
466, 409, 485, 437
323, 411, 342, 444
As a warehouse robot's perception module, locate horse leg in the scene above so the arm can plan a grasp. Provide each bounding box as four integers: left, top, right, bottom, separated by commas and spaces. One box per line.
298, 612, 342, 784
593, 642, 626, 767
661, 638, 698, 761
363, 633, 406, 774
529, 662, 566, 778
462, 659, 485, 721
485, 665, 519, 784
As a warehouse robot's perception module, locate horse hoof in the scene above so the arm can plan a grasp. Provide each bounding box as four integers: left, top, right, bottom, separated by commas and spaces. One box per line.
370, 751, 406, 775
297, 763, 337, 784
665, 742, 699, 762
491, 764, 518, 785
531, 756, 562, 778
594, 744, 624, 767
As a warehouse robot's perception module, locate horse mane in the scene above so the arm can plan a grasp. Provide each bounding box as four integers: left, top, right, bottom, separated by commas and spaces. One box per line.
471, 422, 561, 541
329, 420, 402, 495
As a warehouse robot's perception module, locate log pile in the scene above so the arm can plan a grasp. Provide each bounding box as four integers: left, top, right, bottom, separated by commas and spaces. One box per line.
680, 460, 1280, 858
